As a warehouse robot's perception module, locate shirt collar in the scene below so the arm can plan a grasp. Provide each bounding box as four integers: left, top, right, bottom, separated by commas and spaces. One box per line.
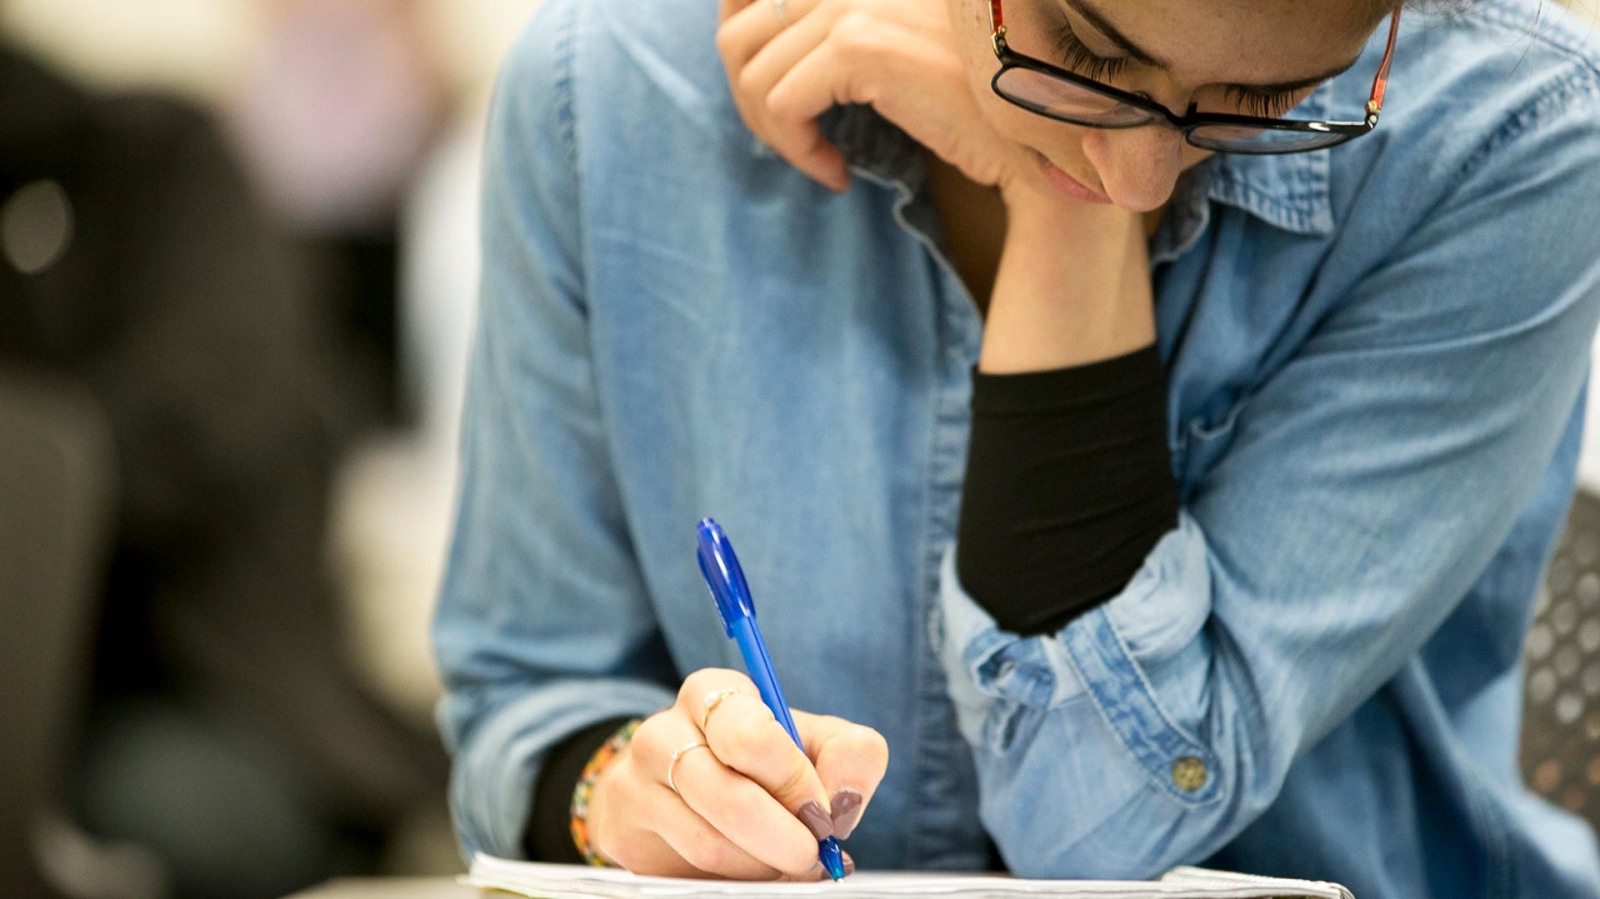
811, 83, 1337, 248
818, 103, 927, 195
1201, 80, 1338, 238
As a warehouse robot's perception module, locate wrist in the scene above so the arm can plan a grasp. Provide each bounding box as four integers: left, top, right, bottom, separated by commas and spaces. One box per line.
980, 202, 1155, 373
571, 718, 642, 867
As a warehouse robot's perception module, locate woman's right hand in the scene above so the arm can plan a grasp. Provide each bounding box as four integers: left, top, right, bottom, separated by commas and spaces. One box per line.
586, 669, 889, 879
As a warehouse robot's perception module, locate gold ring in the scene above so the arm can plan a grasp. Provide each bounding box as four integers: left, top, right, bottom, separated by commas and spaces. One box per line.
667, 741, 710, 794
701, 686, 741, 731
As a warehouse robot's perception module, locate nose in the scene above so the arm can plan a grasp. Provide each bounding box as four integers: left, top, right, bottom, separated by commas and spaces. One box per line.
1079, 123, 1186, 213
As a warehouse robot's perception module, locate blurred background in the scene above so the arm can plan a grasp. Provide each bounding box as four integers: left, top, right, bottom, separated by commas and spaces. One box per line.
1, 1, 1599, 899
1, 1, 540, 897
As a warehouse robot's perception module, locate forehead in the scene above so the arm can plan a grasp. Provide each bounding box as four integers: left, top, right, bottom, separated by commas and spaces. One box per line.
1076, 0, 1386, 82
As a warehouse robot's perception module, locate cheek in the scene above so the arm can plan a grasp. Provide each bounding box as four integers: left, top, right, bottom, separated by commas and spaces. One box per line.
1179, 144, 1213, 171
950, 0, 1100, 182
982, 90, 1094, 169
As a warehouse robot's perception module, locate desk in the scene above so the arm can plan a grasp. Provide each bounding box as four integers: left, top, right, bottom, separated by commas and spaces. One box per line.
283, 877, 477, 899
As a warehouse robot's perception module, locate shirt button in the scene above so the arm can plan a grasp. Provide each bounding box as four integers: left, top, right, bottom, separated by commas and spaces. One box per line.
1172, 756, 1208, 792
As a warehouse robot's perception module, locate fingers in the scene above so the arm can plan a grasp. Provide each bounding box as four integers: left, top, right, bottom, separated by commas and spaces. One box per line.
663, 727, 827, 875
598, 753, 778, 879
745, 49, 852, 188
627, 707, 806, 878
644, 778, 787, 880
716, 0, 748, 28
736, 8, 828, 100
666, 671, 833, 875
678, 669, 761, 721
717, 0, 822, 69
794, 711, 888, 839
717, 0, 851, 191
738, 12, 851, 190
766, 119, 851, 193
698, 692, 838, 840
599, 825, 706, 879
764, 37, 852, 127
608, 670, 874, 881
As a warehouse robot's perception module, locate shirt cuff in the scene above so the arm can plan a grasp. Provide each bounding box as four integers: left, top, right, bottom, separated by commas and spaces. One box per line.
441, 678, 675, 861
936, 511, 1222, 805
524, 716, 638, 862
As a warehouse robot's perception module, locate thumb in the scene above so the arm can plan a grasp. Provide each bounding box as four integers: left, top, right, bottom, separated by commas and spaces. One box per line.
793, 711, 889, 840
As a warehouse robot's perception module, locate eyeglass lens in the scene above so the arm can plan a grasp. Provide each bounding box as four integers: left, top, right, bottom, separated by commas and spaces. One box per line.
992, 0, 1363, 152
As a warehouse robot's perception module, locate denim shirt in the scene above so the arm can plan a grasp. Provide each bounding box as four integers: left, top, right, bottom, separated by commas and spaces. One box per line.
433, 0, 1600, 893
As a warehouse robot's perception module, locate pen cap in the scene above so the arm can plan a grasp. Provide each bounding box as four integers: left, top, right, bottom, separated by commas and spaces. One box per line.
697, 518, 756, 636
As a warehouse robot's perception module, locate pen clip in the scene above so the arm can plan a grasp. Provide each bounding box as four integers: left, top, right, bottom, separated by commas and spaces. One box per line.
697, 518, 756, 636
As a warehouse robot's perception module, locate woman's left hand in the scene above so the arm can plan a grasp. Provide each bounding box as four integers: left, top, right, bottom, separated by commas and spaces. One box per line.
718, 0, 1156, 369
716, 0, 1041, 196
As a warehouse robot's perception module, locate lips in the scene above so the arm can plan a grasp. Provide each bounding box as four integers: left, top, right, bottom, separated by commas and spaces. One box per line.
1033, 151, 1110, 204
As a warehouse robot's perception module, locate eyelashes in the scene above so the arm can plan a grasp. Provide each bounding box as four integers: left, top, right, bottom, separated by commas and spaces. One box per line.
1048, 21, 1305, 119
1049, 24, 1133, 83
1221, 86, 1304, 118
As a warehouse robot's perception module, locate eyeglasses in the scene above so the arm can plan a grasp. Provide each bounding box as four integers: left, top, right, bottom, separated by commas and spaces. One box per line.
987, 0, 1401, 155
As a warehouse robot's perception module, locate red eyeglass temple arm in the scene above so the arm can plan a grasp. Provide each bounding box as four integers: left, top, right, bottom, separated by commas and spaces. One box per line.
1369, 6, 1402, 119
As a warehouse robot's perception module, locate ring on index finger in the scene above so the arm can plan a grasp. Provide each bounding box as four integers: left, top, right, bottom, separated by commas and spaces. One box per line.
701, 686, 741, 731
772, 0, 789, 27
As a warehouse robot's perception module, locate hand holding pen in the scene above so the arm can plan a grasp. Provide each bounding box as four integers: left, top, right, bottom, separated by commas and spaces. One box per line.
581, 523, 888, 879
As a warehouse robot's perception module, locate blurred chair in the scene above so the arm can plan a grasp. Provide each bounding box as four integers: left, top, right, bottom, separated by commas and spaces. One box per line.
1521, 489, 1600, 835
0, 373, 115, 899
4, 43, 452, 897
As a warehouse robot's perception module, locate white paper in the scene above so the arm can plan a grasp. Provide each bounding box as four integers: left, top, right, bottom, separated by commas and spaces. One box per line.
464, 855, 1353, 899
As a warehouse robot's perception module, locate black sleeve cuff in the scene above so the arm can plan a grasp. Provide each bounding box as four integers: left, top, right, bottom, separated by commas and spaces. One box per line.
956, 344, 1178, 637
523, 717, 637, 862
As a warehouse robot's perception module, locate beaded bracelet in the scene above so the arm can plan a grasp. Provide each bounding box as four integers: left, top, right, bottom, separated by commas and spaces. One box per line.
570, 718, 644, 866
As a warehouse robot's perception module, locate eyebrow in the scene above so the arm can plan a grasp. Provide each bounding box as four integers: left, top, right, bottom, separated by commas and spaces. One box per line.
1053, 0, 1367, 93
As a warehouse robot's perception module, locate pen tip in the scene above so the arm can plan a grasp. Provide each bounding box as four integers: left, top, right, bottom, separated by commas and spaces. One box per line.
820, 838, 846, 881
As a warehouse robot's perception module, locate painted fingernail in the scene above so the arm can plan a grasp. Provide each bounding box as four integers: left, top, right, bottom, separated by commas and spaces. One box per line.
796, 800, 836, 841
830, 789, 864, 839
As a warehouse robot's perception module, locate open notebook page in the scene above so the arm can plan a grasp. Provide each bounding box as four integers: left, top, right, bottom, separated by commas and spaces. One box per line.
465, 855, 1355, 899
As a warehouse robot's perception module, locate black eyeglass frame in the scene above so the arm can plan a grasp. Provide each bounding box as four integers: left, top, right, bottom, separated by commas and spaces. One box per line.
987, 0, 1402, 155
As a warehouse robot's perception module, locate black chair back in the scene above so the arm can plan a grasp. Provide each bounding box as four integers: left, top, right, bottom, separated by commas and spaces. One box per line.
1522, 489, 1600, 836
0, 374, 114, 899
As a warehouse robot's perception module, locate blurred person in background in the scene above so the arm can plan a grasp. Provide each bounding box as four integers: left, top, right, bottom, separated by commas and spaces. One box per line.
0, 26, 447, 899
229, 0, 451, 427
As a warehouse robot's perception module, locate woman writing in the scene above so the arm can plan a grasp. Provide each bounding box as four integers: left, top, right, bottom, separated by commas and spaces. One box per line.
433, 0, 1600, 894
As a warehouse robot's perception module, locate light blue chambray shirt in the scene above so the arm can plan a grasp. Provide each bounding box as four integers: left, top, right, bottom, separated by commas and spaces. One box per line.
433, 0, 1600, 894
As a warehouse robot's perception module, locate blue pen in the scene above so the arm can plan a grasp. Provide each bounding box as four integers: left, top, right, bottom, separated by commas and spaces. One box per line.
696, 518, 848, 882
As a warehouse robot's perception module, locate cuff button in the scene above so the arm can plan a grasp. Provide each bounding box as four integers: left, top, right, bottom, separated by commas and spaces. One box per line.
1172, 756, 1208, 792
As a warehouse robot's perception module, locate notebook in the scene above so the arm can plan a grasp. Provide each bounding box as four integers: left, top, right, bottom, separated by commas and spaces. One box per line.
464, 854, 1355, 899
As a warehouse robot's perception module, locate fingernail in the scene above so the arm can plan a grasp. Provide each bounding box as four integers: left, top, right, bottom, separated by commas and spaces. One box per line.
830, 789, 864, 839
796, 800, 836, 841
843, 854, 856, 876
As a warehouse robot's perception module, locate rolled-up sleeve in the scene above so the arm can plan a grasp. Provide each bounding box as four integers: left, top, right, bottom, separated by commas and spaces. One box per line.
938, 75, 1600, 879
432, 0, 676, 861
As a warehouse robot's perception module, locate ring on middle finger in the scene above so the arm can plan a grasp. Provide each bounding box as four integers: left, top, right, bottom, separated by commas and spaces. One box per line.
667, 741, 711, 794
701, 686, 741, 731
